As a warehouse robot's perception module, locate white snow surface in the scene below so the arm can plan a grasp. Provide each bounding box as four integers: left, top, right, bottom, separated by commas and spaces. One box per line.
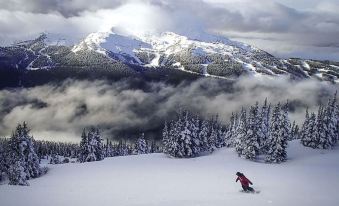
72, 32, 151, 62
1, 140, 339, 206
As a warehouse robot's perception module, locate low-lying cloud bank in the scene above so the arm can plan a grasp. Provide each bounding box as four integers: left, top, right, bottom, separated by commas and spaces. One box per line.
0, 76, 337, 142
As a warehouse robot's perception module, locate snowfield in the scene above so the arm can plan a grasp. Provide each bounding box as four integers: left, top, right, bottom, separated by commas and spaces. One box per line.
1, 140, 339, 206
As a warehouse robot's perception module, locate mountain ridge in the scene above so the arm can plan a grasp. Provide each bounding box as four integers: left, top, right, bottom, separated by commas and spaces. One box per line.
1, 30, 338, 84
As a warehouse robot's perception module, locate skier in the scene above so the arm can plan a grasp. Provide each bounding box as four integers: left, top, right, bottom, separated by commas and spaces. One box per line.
236, 172, 254, 192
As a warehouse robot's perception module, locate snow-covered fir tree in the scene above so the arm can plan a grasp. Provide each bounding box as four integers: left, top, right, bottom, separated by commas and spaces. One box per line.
49, 154, 61, 164
316, 106, 330, 149
281, 102, 292, 142
199, 119, 210, 153
265, 103, 288, 163
0, 142, 6, 182
93, 128, 104, 161
162, 122, 170, 154
105, 139, 115, 157
260, 99, 271, 153
300, 108, 310, 146
301, 112, 318, 148
215, 125, 226, 149
225, 113, 239, 147
79, 129, 89, 163
190, 115, 201, 155
136, 133, 148, 155
78, 127, 104, 162
242, 103, 262, 160
178, 112, 194, 157
7, 122, 41, 185
300, 94, 339, 149
86, 128, 98, 162
8, 159, 29, 186
323, 93, 338, 147
235, 108, 247, 157
290, 121, 299, 140
208, 126, 217, 153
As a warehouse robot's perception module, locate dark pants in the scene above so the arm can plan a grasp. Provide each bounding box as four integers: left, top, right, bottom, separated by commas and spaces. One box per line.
242, 185, 254, 192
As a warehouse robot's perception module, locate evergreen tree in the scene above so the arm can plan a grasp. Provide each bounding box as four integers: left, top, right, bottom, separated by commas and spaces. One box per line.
316, 106, 330, 149
86, 128, 97, 162
7, 122, 41, 185
265, 103, 288, 163
199, 119, 210, 153
215, 125, 226, 149
178, 112, 194, 157
242, 104, 261, 160
162, 122, 169, 154
0, 142, 6, 182
78, 129, 89, 163
93, 128, 104, 161
167, 120, 180, 157
323, 93, 338, 147
281, 102, 292, 143
260, 99, 271, 153
78, 127, 104, 162
225, 112, 239, 147
136, 133, 148, 155
190, 115, 201, 156
300, 108, 310, 146
8, 160, 29, 186
105, 139, 114, 157
303, 113, 318, 148
208, 126, 217, 153
49, 154, 61, 164
290, 121, 299, 140
235, 108, 247, 157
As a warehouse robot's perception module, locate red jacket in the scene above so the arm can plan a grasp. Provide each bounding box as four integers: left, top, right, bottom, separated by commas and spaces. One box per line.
236, 176, 252, 187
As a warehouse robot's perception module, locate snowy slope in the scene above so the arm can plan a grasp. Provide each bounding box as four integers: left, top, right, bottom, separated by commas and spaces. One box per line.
72, 32, 151, 64
1, 140, 338, 206
72, 31, 257, 68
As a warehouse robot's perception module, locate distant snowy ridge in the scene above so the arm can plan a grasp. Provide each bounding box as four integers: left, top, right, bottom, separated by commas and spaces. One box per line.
1, 30, 339, 83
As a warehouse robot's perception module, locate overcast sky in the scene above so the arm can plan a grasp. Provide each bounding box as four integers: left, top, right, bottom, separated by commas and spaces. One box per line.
0, 0, 339, 61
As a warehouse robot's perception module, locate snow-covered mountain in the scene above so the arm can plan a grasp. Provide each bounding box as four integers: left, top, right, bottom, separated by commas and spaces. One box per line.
1, 31, 339, 83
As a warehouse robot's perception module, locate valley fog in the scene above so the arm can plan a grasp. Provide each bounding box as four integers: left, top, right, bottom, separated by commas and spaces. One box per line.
0, 76, 337, 142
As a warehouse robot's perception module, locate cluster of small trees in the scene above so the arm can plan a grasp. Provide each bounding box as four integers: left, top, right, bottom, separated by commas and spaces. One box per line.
162, 110, 226, 158
0, 122, 46, 185
225, 100, 291, 163
78, 127, 105, 163
300, 94, 338, 149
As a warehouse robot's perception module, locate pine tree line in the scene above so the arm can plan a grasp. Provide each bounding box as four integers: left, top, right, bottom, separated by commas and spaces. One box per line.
35, 141, 80, 160
78, 128, 161, 163
104, 135, 161, 158
161, 100, 294, 163
300, 93, 338, 149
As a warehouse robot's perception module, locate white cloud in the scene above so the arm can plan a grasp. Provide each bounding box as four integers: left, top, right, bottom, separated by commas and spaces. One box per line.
0, 78, 337, 142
